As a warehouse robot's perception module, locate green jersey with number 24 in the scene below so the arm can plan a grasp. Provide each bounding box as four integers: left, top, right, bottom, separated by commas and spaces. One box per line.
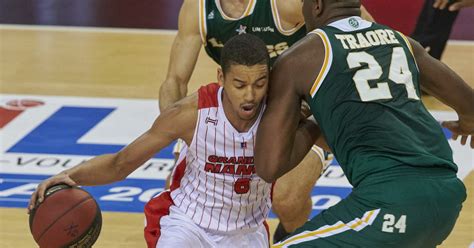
306, 17, 457, 187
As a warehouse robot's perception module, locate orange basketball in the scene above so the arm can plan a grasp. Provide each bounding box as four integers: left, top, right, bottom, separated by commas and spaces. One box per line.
29, 184, 102, 248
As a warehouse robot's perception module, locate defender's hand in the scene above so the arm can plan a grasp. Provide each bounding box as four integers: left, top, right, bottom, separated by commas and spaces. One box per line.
442, 115, 474, 148
28, 173, 77, 214
433, 0, 474, 11
433, 0, 450, 10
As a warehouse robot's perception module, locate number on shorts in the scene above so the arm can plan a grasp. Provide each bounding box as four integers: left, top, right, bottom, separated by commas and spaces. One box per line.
382, 214, 406, 233
234, 178, 250, 194
347, 47, 419, 102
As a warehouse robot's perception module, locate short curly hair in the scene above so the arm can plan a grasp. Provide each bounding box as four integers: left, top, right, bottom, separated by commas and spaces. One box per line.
220, 34, 270, 74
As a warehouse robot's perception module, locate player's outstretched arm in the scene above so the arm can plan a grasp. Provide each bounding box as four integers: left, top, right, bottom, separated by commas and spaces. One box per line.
255, 37, 325, 182
409, 37, 474, 147
158, 0, 203, 111
28, 94, 198, 212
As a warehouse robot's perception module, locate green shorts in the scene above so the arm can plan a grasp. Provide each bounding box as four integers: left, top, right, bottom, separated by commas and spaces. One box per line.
274, 170, 466, 248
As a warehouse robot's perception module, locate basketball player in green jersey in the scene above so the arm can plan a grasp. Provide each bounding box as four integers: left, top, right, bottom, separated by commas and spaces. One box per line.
255, 0, 473, 246
158, 0, 374, 242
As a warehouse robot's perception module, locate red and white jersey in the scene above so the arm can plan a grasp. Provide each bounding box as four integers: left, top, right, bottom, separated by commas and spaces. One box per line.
169, 83, 272, 233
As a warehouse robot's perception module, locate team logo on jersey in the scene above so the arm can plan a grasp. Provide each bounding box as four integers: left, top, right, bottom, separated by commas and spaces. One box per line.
349, 17, 359, 28
208, 10, 215, 20
205, 117, 218, 125
236, 25, 247, 35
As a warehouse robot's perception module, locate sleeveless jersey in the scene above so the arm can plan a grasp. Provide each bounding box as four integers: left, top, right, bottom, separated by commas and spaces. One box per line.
198, 0, 306, 65
306, 17, 457, 187
170, 83, 272, 232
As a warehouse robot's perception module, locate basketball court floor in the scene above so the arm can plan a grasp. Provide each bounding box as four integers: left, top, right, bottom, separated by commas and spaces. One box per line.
0, 25, 473, 248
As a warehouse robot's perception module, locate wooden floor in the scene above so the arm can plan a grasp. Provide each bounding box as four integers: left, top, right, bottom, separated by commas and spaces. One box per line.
0, 26, 473, 247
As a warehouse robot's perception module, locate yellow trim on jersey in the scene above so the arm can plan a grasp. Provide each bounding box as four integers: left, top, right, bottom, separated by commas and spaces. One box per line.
397, 31, 419, 71
243, 0, 256, 16
273, 209, 380, 248
349, 210, 376, 229
397, 31, 415, 57
270, 0, 305, 36
309, 30, 332, 98
215, 0, 256, 21
199, 0, 207, 44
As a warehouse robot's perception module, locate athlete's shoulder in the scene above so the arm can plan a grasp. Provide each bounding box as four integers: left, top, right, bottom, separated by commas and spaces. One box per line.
164, 91, 199, 118
276, 32, 324, 67
180, 0, 200, 19
275, 0, 304, 27
148, 91, 199, 145
272, 32, 326, 95
182, 0, 199, 9
198, 82, 221, 109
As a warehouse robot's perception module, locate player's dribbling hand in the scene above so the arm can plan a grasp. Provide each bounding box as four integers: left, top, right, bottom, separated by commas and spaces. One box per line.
27, 172, 77, 214
433, 0, 474, 11
442, 115, 474, 148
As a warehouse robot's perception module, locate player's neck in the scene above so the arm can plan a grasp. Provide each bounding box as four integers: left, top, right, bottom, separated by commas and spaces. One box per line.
322, 5, 361, 26
219, 0, 250, 19
221, 93, 262, 133
323, 15, 355, 27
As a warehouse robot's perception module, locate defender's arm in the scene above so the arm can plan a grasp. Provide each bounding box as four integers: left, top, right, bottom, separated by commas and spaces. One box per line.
409, 37, 474, 147
255, 37, 325, 182
159, 0, 203, 111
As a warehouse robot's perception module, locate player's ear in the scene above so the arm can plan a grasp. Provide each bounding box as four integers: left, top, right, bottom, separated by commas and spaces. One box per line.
217, 67, 224, 86
314, 0, 323, 16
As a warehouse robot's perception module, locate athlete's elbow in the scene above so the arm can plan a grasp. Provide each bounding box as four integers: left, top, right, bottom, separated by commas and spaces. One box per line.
163, 75, 189, 91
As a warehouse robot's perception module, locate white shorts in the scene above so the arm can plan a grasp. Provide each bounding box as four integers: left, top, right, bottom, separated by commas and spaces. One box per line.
144, 191, 269, 248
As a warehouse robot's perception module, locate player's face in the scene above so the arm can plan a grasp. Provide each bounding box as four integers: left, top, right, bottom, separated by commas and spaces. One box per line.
219, 64, 268, 121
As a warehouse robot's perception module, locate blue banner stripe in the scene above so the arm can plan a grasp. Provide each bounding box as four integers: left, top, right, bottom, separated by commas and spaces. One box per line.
0, 173, 351, 217
8, 107, 175, 159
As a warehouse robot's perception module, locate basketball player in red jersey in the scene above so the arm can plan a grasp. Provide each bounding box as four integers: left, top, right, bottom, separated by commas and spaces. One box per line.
28, 34, 323, 247
159, 0, 373, 241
